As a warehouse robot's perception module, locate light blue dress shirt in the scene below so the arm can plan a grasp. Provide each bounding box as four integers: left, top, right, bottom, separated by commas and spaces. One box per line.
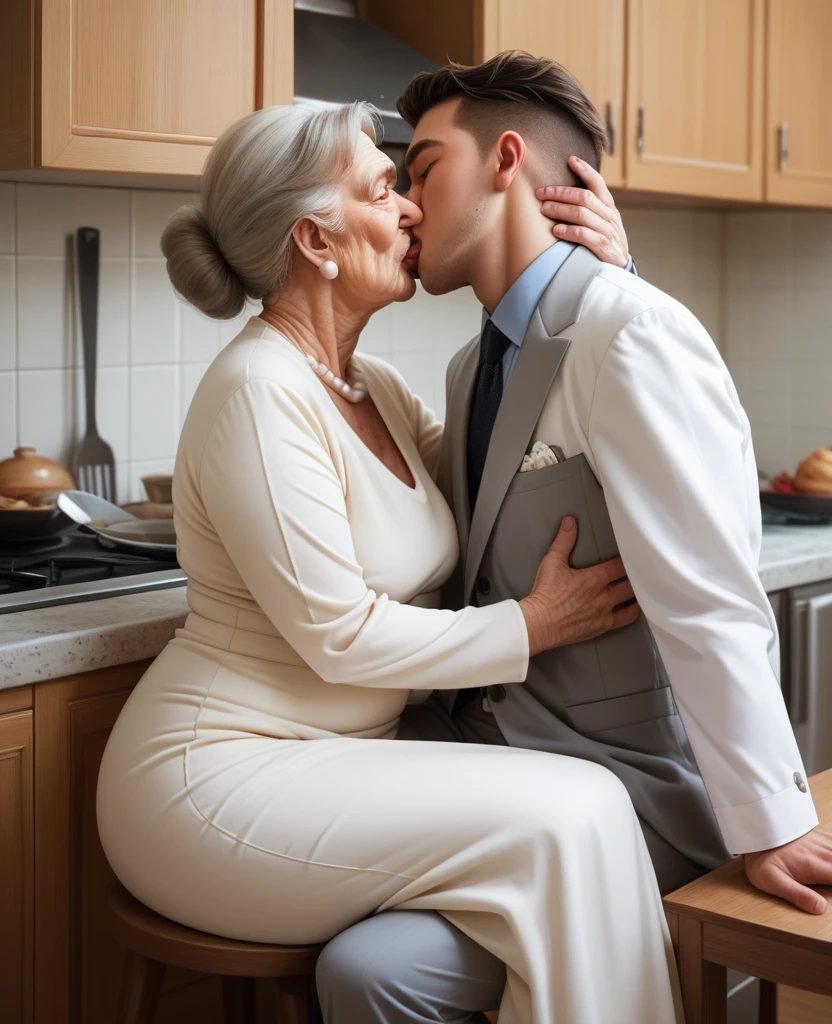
481, 243, 637, 387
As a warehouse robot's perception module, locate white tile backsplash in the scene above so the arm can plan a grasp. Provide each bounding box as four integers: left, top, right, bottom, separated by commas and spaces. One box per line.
16, 184, 131, 257
2, 180, 831, 503
131, 260, 180, 364
0, 373, 15, 457
0, 185, 14, 255
17, 368, 77, 465
723, 210, 832, 475
16, 257, 72, 370
132, 190, 198, 258
129, 365, 179, 461
0, 257, 15, 370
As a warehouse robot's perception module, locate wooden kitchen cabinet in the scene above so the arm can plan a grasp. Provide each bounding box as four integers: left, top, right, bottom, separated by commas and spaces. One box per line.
0, 688, 34, 1024
32, 662, 222, 1024
625, 0, 765, 201
0, 0, 293, 177
766, 0, 832, 208
479, 0, 626, 187
363, 0, 625, 186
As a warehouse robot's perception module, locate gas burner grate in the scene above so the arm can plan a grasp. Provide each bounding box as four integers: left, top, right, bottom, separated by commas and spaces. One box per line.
0, 550, 177, 594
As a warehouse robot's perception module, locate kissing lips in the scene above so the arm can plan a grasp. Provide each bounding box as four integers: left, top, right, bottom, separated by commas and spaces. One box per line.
402, 240, 421, 276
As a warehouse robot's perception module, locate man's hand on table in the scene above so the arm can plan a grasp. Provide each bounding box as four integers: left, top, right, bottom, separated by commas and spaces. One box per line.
745, 828, 832, 914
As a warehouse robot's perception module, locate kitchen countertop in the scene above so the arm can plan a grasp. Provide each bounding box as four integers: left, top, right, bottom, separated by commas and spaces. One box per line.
758, 524, 832, 592
0, 587, 189, 691
2, 523, 832, 692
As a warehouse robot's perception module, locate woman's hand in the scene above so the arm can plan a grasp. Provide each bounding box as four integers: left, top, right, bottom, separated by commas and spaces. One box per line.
537, 155, 630, 268
519, 515, 639, 658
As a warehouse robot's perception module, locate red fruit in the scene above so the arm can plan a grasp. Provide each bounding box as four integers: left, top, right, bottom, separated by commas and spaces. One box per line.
770, 472, 796, 494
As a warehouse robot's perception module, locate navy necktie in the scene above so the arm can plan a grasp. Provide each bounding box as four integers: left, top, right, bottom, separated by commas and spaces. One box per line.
467, 320, 511, 510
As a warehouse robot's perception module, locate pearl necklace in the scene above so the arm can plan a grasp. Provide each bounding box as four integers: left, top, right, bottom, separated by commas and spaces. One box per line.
304, 353, 368, 404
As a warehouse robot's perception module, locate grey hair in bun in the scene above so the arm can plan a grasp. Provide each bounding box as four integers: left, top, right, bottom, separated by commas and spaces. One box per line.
161, 205, 246, 319
161, 102, 381, 321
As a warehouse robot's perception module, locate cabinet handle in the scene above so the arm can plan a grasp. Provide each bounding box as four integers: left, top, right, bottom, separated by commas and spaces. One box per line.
605, 101, 615, 156
637, 104, 645, 156
779, 121, 789, 172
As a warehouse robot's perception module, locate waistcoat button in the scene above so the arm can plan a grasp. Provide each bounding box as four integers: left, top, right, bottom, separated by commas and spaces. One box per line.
489, 684, 507, 703
476, 575, 491, 596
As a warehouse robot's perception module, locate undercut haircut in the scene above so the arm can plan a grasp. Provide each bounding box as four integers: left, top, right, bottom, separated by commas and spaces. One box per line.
398, 51, 607, 182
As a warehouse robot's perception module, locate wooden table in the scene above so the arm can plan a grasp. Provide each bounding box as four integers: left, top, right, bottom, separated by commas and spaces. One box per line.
664, 768, 832, 1024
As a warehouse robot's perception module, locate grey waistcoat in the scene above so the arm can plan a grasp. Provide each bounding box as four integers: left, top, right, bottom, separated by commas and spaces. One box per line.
437, 246, 729, 875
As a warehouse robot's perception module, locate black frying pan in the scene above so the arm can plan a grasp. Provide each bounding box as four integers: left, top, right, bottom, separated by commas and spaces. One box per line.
0, 506, 75, 543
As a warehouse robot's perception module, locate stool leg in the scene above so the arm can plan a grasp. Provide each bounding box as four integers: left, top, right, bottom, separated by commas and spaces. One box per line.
758, 980, 777, 1024
115, 950, 166, 1024
223, 976, 257, 1024
676, 917, 727, 1024
274, 975, 315, 1024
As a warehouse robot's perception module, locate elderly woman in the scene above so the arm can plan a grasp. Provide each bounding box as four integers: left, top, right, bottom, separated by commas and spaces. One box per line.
96, 102, 679, 1024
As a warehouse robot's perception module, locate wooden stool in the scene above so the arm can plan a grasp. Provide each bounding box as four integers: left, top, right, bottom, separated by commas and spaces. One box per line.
664, 767, 832, 1024
106, 880, 324, 1024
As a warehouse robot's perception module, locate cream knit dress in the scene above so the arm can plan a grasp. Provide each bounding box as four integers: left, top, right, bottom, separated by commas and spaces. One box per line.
96, 316, 682, 1024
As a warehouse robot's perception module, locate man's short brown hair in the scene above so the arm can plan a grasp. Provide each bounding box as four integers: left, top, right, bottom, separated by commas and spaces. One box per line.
398, 50, 607, 178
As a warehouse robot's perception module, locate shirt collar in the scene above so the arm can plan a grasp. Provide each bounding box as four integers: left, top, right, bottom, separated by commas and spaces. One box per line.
481, 241, 577, 347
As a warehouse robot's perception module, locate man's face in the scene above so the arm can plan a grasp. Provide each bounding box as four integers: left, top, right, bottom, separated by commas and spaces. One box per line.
404, 98, 491, 295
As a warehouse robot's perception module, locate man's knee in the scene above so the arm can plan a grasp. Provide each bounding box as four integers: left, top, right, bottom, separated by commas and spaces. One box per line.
316, 912, 431, 1022
316, 910, 504, 1024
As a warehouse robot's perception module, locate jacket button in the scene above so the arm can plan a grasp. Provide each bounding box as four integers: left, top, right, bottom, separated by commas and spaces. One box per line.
489, 684, 507, 703
476, 575, 491, 596
794, 772, 808, 793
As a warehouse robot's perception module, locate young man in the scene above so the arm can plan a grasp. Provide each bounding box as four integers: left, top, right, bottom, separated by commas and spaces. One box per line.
317, 52, 832, 1024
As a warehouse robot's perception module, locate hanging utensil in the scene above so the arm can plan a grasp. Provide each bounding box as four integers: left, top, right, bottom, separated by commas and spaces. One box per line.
72, 227, 117, 501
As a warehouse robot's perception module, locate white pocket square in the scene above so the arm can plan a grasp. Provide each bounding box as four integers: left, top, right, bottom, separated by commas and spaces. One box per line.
520, 442, 564, 473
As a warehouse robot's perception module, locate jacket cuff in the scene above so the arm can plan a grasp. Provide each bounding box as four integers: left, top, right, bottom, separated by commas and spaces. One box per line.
714, 777, 819, 855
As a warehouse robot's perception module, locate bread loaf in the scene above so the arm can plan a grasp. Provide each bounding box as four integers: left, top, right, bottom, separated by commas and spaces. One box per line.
794, 448, 832, 496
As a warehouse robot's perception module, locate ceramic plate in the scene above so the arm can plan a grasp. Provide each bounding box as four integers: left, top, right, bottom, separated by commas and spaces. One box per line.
95, 518, 177, 554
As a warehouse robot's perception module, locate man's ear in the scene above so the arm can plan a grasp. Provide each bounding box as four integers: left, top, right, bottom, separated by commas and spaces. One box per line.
493, 131, 526, 193
292, 218, 329, 270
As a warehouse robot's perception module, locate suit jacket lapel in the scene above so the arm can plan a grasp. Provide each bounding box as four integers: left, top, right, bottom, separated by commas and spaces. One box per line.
462, 245, 604, 603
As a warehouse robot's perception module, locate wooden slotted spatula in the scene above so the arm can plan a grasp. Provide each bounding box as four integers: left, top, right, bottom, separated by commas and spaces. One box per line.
72, 226, 116, 502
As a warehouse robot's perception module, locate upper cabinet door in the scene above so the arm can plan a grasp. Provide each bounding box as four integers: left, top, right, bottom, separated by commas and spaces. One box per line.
3, 0, 294, 177
625, 0, 764, 201
766, 0, 832, 207
484, 0, 625, 187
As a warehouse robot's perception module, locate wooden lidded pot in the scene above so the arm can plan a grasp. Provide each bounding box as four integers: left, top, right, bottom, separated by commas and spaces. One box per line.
0, 447, 76, 501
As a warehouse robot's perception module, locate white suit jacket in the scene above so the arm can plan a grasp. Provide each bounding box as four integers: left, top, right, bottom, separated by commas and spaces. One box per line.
452, 256, 817, 856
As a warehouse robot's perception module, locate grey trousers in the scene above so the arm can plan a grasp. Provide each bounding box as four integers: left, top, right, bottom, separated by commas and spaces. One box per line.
317, 698, 508, 1024
316, 695, 701, 1024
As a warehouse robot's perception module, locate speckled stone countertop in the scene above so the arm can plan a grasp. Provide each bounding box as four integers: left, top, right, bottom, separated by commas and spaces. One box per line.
1, 524, 831, 691
759, 524, 832, 592
0, 587, 189, 690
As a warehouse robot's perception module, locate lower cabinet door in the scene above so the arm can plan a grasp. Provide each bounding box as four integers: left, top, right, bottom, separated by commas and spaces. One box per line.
0, 703, 34, 1024
33, 662, 225, 1024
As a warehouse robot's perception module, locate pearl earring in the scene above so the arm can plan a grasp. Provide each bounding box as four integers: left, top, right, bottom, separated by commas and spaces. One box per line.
319, 260, 339, 280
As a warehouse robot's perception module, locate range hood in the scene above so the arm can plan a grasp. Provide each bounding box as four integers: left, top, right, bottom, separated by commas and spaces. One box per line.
293, 0, 438, 145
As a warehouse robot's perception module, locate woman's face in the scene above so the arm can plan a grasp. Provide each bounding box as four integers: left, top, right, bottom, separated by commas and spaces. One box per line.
328, 133, 423, 309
